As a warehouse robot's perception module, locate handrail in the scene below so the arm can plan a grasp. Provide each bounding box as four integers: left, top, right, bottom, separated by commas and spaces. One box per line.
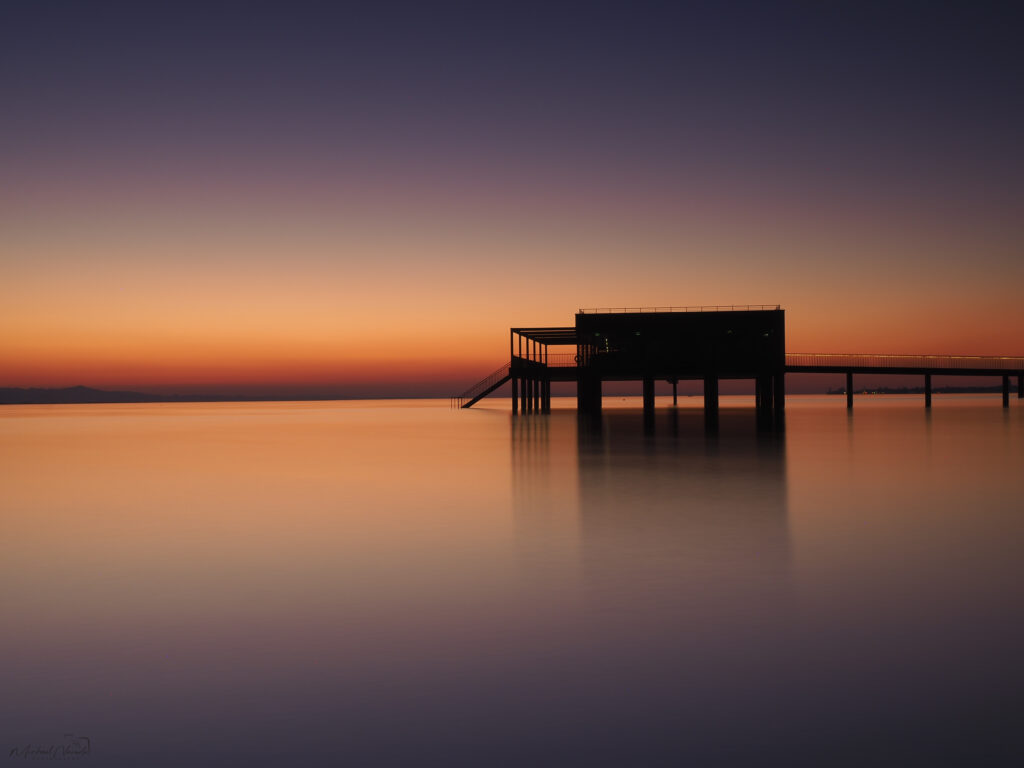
786, 353, 1024, 370
451, 362, 511, 408
512, 352, 578, 368
578, 304, 781, 314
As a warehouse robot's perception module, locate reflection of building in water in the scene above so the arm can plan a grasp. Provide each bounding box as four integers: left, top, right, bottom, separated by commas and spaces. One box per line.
509, 413, 583, 591
576, 409, 790, 617
510, 408, 790, 617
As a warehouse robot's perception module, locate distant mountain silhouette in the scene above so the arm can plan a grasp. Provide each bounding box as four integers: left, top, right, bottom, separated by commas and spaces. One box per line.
0, 386, 228, 404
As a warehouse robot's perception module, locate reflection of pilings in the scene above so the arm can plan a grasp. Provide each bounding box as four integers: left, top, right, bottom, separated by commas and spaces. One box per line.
925, 373, 932, 408
510, 406, 551, 447
574, 410, 791, 613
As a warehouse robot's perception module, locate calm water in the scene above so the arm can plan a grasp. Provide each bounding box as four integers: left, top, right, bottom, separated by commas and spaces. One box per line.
3, 396, 1023, 766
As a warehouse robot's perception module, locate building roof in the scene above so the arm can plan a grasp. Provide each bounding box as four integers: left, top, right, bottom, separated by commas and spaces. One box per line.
511, 327, 578, 345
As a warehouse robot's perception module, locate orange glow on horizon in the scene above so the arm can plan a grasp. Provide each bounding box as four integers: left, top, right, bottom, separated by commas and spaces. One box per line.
4, 178, 1022, 394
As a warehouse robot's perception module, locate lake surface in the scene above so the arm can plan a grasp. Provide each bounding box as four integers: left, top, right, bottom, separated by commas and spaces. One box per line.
3, 396, 1023, 766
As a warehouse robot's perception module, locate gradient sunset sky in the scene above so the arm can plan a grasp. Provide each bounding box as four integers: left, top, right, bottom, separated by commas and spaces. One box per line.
3, 1, 1021, 397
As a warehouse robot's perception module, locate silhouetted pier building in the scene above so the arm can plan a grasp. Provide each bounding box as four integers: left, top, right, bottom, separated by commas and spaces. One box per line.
453, 305, 1024, 427
572, 307, 786, 430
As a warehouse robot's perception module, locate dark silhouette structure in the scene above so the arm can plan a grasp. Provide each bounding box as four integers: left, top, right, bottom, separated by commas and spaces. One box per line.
453, 306, 1024, 426
573, 307, 785, 431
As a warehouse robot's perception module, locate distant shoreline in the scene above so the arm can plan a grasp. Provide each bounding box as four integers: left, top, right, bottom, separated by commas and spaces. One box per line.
0, 386, 231, 405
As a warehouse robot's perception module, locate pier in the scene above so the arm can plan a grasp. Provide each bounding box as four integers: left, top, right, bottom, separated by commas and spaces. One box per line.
453, 306, 1024, 426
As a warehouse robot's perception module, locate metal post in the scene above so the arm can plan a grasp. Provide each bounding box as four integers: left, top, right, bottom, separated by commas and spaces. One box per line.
924, 373, 931, 408
846, 372, 853, 410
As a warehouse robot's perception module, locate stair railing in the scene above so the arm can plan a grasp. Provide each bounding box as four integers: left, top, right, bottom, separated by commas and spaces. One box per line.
451, 363, 511, 408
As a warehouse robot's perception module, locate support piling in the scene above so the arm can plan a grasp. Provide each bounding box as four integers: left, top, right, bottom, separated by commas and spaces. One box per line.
773, 371, 785, 431
704, 375, 719, 433
642, 377, 655, 414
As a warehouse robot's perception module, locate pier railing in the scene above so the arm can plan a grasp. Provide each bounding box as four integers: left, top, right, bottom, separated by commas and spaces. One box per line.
512, 352, 578, 368
786, 353, 1024, 372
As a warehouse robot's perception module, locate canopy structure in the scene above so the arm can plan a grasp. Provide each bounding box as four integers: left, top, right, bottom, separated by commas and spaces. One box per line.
510, 327, 577, 346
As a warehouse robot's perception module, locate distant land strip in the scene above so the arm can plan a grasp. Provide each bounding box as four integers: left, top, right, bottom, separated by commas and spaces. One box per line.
0, 386, 232, 405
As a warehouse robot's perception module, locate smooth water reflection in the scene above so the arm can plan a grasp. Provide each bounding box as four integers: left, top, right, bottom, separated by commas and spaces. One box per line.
2, 397, 1022, 765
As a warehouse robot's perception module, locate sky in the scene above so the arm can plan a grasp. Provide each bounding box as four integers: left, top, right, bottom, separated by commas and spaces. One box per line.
2, 0, 1022, 397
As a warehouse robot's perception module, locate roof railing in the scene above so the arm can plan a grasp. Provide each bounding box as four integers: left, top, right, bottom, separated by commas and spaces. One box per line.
578, 304, 781, 314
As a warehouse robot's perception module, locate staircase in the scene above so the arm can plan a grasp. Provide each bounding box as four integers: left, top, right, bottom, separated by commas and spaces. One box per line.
451, 363, 511, 408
